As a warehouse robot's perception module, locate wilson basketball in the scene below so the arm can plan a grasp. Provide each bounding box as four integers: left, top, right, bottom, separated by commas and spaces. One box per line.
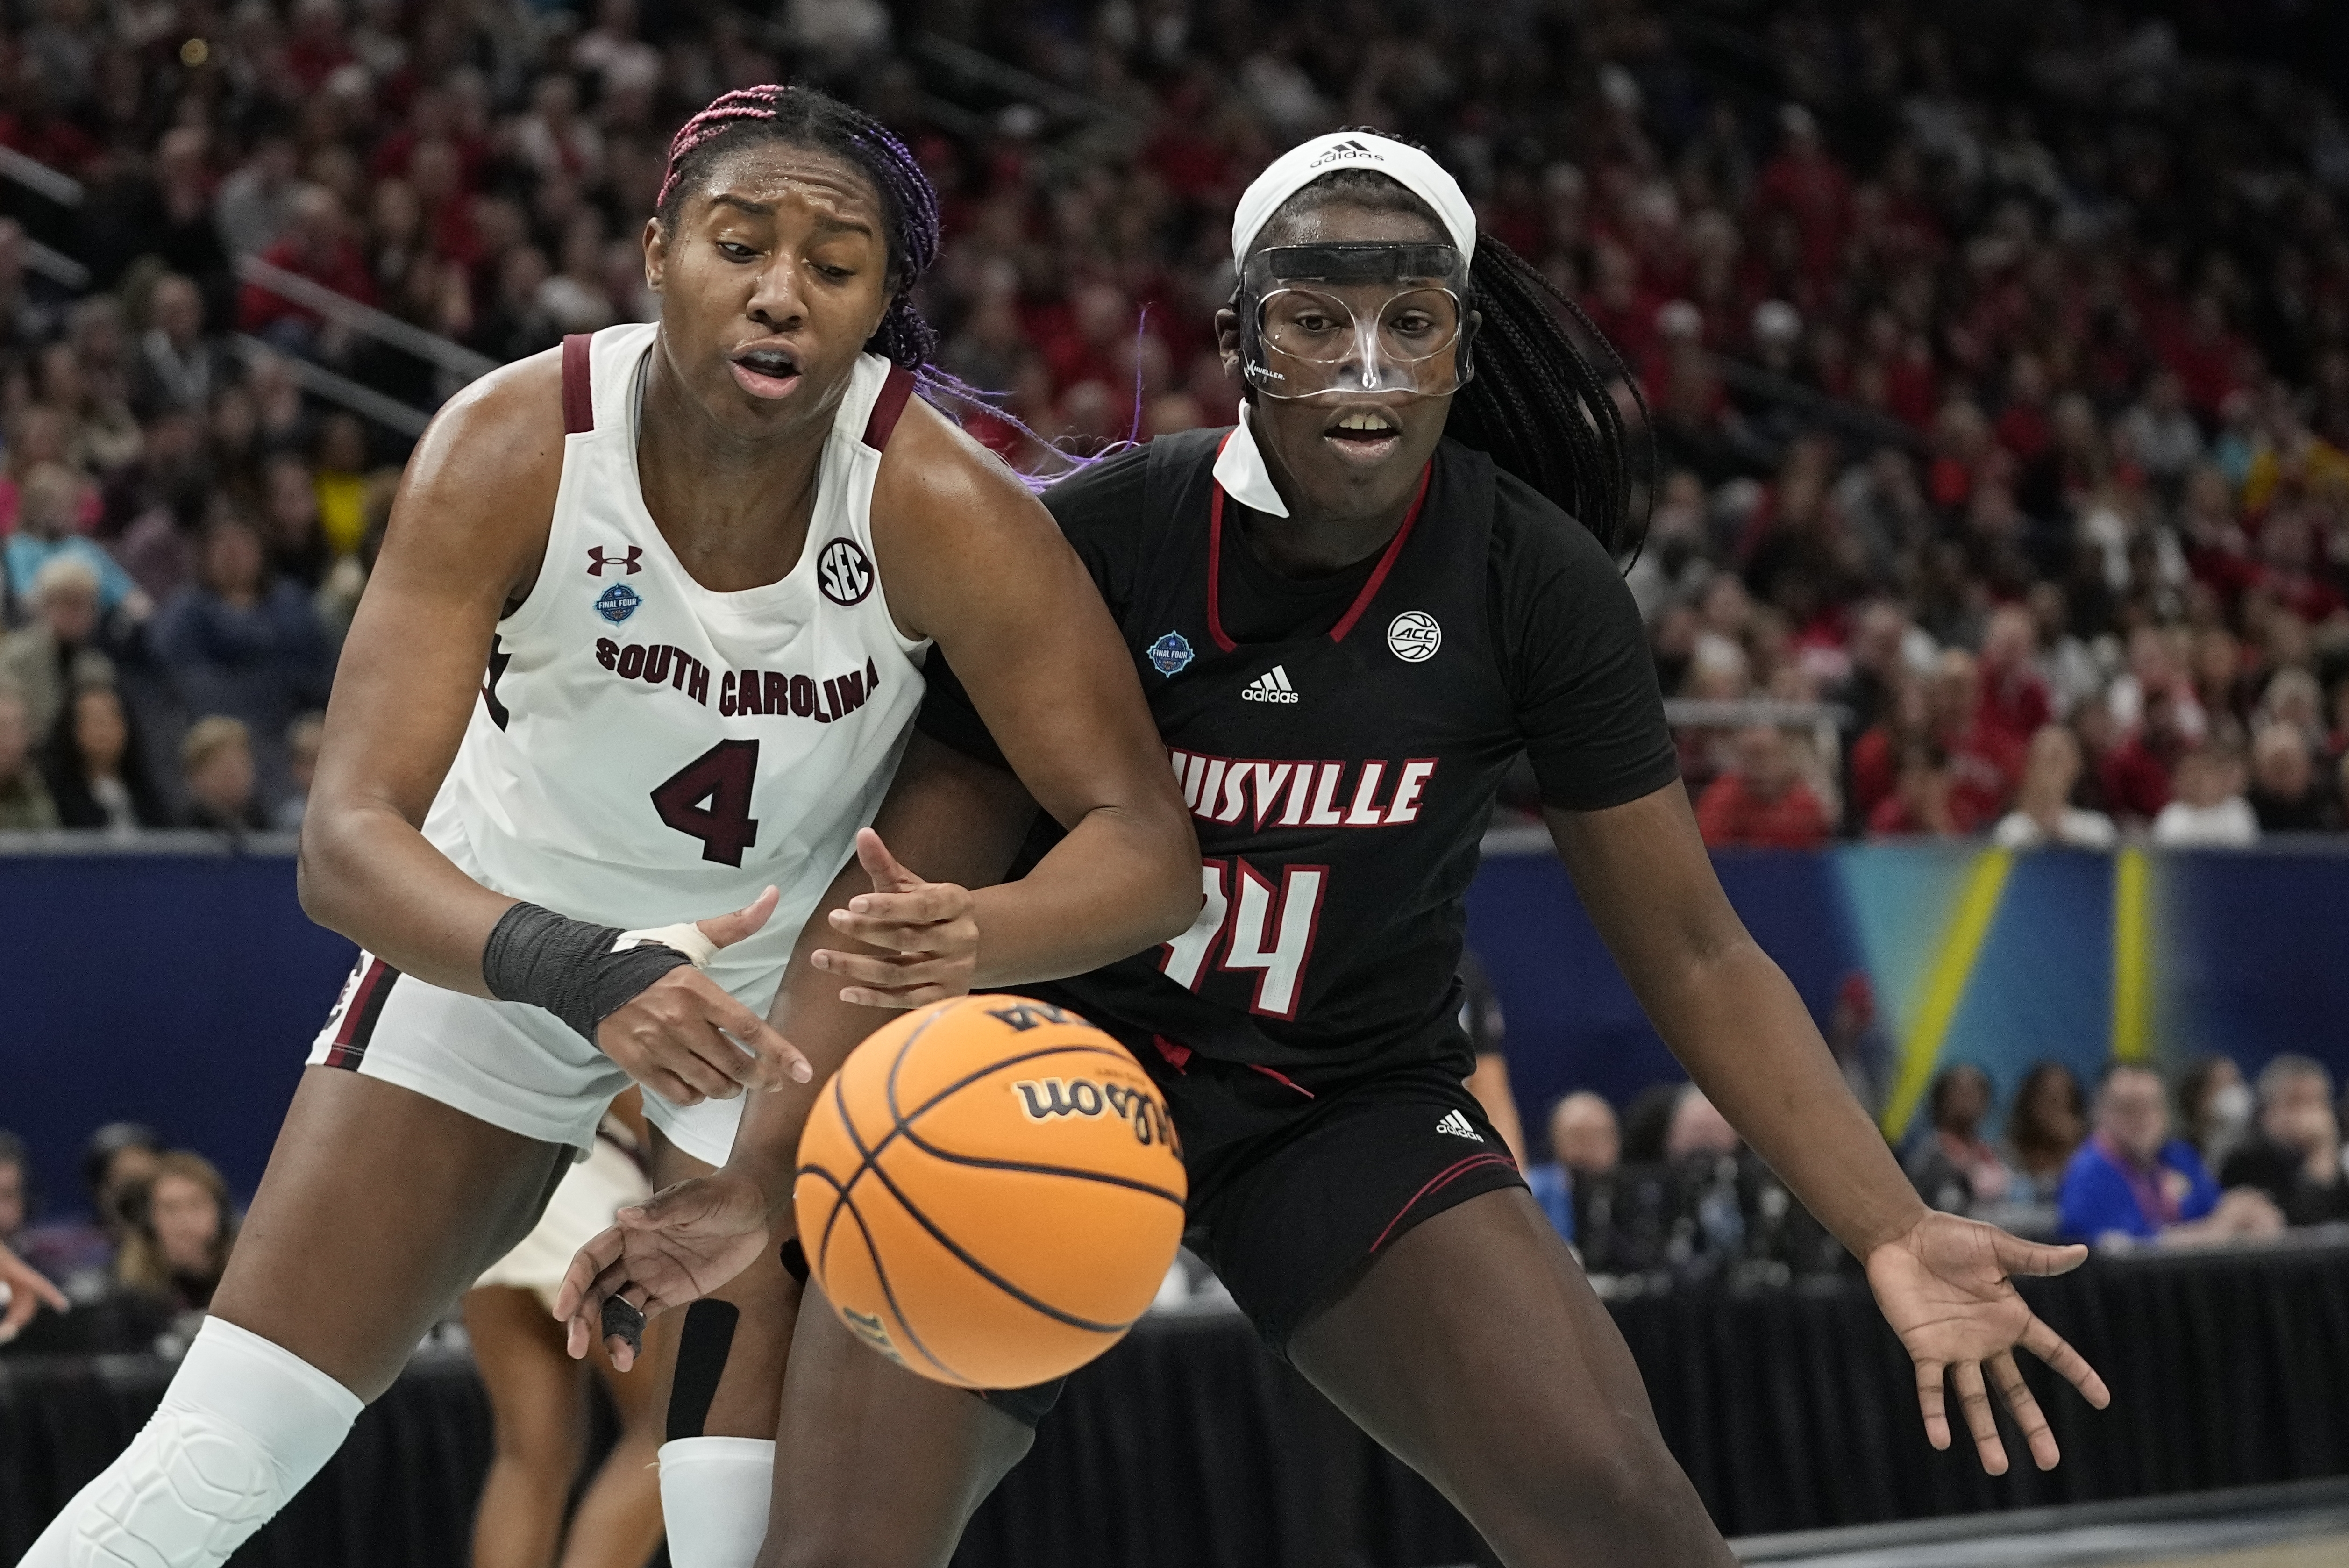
793, 994, 1188, 1389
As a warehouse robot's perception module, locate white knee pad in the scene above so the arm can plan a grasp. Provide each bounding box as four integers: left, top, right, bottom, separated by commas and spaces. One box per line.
19, 1317, 363, 1568
658, 1437, 776, 1568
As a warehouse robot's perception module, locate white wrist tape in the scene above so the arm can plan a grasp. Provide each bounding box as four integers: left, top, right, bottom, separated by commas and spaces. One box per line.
613, 922, 719, 969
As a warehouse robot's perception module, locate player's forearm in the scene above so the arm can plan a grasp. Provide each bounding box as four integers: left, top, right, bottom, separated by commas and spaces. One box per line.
1644, 940, 1926, 1257
968, 804, 1201, 987
297, 797, 515, 996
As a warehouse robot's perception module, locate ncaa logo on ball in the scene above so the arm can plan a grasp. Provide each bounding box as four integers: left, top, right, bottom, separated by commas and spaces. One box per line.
1387, 611, 1441, 662
818, 538, 875, 606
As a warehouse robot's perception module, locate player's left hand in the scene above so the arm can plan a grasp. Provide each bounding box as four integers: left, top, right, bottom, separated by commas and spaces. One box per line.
1865, 1211, 2111, 1475
0, 1241, 68, 1344
811, 827, 980, 1008
554, 1169, 772, 1370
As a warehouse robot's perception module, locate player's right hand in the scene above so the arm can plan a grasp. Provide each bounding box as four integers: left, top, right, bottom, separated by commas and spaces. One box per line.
0, 1242, 68, 1344
555, 1169, 774, 1370
595, 886, 813, 1104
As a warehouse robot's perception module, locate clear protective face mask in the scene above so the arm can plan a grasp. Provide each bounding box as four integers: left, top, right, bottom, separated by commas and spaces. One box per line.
1239, 242, 1472, 401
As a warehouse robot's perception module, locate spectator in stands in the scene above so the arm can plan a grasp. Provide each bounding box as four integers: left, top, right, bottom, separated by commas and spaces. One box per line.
1525, 1093, 1622, 1248
1695, 724, 1831, 849
130, 273, 232, 421
1665, 1089, 1739, 1160
2058, 1062, 2283, 1247
176, 714, 268, 834
214, 130, 300, 258
238, 185, 374, 356
2247, 724, 2334, 834
113, 1151, 237, 1316
0, 683, 58, 830
1993, 725, 2117, 851
43, 681, 166, 833
150, 513, 332, 760
0, 555, 114, 740
2176, 1056, 2256, 1176
2005, 1062, 2087, 1203
1904, 1064, 2015, 1214
2, 463, 147, 620
1867, 741, 1959, 838
272, 712, 326, 831
2219, 1056, 2349, 1227
17, 1122, 161, 1293
2151, 745, 2259, 847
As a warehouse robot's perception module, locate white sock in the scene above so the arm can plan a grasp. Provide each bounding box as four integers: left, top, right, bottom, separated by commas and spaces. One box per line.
657, 1437, 776, 1568
20, 1317, 363, 1568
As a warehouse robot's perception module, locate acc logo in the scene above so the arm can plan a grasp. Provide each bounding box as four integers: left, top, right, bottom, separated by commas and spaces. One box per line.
586, 545, 642, 576
1146, 631, 1195, 676
1386, 610, 1440, 662
595, 583, 642, 623
817, 538, 875, 606
1011, 1076, 1179, 1150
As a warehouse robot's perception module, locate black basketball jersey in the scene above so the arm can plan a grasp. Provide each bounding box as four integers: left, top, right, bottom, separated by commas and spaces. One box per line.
919, 426, 1678, 1076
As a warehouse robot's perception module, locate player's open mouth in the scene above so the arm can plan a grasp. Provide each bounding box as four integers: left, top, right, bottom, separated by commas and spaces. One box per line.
1322, 407, 1402, 465
731, 347, 804, 399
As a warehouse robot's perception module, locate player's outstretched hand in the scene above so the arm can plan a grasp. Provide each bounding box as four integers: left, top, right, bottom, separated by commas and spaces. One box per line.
0, 1241, 67, 1344
812, 828, 980, 1008
1865, 1211, 2111, 1475
554, 1169, 772, 1370
597, 886, 814, 1105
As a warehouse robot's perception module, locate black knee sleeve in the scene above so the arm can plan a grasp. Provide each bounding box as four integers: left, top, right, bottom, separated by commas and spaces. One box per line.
665, 1299, 741, 1442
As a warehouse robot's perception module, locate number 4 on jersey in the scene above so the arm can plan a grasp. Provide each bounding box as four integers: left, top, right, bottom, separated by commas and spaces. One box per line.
1159, 857, 1327, 1019
651, 739, 760, 866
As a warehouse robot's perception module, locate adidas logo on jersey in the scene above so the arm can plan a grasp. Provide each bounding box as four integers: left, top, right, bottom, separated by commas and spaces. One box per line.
1241, 665, 1300, 704
1435, 1110, 1483, 1142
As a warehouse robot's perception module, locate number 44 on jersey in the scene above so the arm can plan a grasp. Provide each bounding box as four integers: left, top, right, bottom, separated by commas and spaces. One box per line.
1158, 859, 1326, 1019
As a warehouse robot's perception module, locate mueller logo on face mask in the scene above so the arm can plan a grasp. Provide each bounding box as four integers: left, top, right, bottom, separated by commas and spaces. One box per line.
586, 545, 643, 576
1010, 1076, 1177, 1149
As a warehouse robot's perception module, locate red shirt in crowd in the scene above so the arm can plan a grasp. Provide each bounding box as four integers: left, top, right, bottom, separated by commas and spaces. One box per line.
2099, 737, 2175, 821
1695, 774, 1832, 851
239, 235, 379, 334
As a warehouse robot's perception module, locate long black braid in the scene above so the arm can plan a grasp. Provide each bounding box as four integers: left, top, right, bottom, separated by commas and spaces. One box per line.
1253, 161, 1653, 559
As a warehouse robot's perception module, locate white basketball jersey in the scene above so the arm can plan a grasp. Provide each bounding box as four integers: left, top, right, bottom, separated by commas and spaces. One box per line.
425, 323, 930, 1009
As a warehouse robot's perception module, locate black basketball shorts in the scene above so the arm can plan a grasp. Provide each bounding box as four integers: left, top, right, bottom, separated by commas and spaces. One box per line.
1140, 1039, 1528, 1354
968, 1031, 1525, 1426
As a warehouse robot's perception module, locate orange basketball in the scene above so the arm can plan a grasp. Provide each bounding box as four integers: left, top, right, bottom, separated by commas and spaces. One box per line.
792, 993, 1188, 1389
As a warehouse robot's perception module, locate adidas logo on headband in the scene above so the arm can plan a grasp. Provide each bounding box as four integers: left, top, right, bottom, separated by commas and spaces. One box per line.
1232, 130, 1477, 263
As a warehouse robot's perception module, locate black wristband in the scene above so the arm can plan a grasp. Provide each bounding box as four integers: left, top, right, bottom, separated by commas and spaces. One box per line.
481, 902, 693, 1043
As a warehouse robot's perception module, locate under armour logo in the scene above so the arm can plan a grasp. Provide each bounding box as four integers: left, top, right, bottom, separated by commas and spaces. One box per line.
587, 545, 643, 577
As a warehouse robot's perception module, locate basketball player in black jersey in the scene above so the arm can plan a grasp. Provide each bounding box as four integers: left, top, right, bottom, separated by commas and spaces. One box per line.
564, 131, 2110, 1567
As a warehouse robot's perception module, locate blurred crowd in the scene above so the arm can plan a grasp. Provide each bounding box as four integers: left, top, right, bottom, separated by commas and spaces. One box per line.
0, 1121, 238, 1353
1517, 1047, 2349, 1285
0, 0, 2343, 838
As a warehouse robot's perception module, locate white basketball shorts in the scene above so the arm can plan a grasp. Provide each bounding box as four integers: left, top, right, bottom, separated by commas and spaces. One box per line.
306, 951, 757, 1167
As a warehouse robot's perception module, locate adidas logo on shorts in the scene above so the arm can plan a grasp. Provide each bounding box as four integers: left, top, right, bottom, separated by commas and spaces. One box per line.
1435, 1110, 1482, 1142
1241, 664, 1300, 704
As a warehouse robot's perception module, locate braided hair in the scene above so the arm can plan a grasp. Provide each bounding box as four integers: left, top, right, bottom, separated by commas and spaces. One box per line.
656, 84, 941, 371
1248, 164, 1653, 559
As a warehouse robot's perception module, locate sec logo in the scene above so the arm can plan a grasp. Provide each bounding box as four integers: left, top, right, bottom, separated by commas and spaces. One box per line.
1387, 611, 1440, 662
818, 538, 875, 607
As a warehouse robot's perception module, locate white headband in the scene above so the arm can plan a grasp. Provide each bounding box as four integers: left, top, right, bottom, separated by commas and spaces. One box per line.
1230, 132, 1478, 264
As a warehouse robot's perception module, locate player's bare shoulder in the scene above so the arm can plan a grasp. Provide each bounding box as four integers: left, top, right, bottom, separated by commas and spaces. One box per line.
380, 345, 573, 599
866, 391, 1071, 639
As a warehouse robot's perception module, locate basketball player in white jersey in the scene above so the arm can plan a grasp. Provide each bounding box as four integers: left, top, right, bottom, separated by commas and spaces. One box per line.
20, 85, 1199, 1568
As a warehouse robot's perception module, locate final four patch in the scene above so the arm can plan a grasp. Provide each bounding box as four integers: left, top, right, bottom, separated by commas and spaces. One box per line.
596, 583, 642, 623
1147, 631, 1195, 676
